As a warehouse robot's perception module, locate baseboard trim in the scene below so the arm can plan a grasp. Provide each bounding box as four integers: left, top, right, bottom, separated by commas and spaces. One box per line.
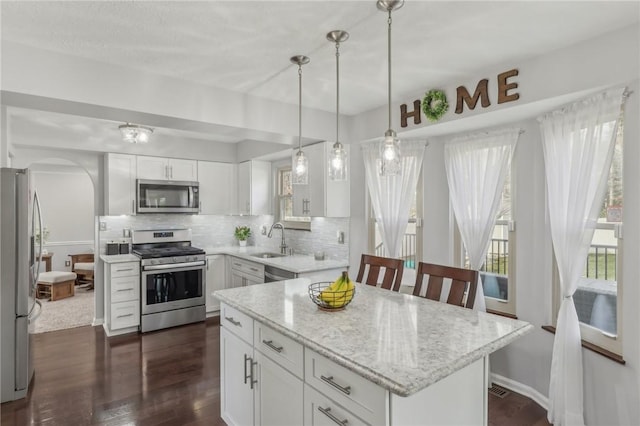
490, 373, 549, 411
92, 317, 104, 327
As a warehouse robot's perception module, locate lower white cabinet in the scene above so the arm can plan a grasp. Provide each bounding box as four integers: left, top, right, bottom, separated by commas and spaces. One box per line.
103, 261, 140, 336
206, 254, 226, 315
220, 303, 303, 426
229, 256, 264, 288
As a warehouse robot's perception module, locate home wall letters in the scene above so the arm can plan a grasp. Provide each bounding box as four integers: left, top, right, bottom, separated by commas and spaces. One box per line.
400, 68, 520, 127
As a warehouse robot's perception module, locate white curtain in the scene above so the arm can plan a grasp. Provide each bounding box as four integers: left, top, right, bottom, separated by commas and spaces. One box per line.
444, 128, 520, 312
362, 140, 425, 258
540, 88, 625, 426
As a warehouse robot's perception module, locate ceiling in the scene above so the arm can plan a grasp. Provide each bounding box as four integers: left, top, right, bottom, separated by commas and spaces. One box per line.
1, 1, 639, 145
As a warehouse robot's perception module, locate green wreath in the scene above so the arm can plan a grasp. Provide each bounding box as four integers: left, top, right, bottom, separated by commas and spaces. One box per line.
422, 89, 449, 122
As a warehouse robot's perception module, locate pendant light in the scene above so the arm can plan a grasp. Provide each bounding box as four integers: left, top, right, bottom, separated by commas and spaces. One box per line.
291, 55, 310, 185
327, 30, 349, 181
378, 0, 404, 176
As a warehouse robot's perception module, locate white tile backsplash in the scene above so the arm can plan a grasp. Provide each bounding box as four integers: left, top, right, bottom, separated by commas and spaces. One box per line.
98, 214, 349, 260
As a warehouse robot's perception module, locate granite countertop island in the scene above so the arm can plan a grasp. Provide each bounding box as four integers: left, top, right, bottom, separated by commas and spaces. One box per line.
214, 278, 533, 397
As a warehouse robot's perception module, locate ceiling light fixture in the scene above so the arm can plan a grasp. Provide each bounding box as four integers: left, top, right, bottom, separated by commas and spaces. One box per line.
291, 55, 310, 185
378, 0, 404, 176
119, 123, 153, 144
327, 30, 349, 182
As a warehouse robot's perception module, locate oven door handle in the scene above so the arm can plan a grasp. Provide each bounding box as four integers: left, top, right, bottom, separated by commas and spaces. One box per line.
142, 260, 205, 271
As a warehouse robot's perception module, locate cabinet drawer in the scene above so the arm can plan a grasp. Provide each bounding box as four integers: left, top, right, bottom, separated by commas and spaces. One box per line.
110, 262, 139, 278
110, 300, 139, 330
110, 275, 140, 303
254, 322, 303, 379
229, 257, 264, 280
304, 383, 371, 426
220, 303, 253, 344
305, 350, 386, 424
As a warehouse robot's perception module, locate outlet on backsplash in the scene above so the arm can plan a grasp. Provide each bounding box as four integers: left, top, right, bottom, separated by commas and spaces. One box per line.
337, 231, 345, 244
261, 225, 267, 235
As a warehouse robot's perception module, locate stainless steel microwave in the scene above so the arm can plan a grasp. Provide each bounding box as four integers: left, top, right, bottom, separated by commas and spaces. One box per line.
137, 179, 199, 214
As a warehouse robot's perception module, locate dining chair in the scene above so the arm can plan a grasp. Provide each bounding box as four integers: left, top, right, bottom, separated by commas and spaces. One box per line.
413, 262, 479, 309
356, 254, 404, 291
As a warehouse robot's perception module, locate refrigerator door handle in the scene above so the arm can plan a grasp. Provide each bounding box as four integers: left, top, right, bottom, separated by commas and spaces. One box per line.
32, 191, 43, 289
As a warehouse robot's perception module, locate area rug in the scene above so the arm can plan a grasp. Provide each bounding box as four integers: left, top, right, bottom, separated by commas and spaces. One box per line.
34, 288, 94, 334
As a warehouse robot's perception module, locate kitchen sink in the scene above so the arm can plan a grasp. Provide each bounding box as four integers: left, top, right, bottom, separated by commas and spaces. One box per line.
251, 252, 287, 259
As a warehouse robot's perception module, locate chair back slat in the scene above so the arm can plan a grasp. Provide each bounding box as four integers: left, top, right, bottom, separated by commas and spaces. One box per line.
356, 254, 404, 291
413, 262, 478, 309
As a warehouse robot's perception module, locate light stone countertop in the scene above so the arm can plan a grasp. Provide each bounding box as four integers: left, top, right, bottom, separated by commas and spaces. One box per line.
205, 246, 349, 274
214, 278, 533, 397
99, 254, 140, 264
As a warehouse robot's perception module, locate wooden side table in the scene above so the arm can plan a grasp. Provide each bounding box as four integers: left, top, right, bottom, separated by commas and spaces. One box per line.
40, 252, 53, 272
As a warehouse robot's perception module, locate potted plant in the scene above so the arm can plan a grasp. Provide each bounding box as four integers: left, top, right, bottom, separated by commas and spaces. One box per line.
234, 226, 251, 247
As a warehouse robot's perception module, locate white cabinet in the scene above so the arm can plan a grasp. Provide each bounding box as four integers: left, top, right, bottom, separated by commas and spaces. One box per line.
206, 254, 226, 315
238, 160, 271, 215
292, 141, 350, 217
221, 326, 255, 426
103, 261, 140, 336
137, 156, 198, 181
104, 153, 137, 215
229, 256, 264, 288
220, 303, 304, 426
198, 161, 237, 215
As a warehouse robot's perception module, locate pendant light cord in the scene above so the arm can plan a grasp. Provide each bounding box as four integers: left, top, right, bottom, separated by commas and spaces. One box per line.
298, 64, 302, 152
387, 10, 392, 132
336, 41, 340, 144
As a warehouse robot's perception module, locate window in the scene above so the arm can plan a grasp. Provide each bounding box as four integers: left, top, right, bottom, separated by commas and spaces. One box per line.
277, 166, 310, 230
553, 121, 623, 354
368, 172, 423, 271
458, 166, 516, 315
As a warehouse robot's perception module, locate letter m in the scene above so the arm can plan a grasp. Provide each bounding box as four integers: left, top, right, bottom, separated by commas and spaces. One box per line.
455, 79, 490, 114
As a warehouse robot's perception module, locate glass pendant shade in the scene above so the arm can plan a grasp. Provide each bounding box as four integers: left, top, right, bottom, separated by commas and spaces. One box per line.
380, 132, 401, 176
119, 123, 153, 144
293, 149, 309, 184
329, 141, 348, 181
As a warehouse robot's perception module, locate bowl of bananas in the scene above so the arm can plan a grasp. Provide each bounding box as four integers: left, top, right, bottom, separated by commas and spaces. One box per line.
308, 271, 355, 311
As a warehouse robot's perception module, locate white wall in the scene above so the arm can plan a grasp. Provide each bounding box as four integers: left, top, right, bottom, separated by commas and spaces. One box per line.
30, 164, 94, 271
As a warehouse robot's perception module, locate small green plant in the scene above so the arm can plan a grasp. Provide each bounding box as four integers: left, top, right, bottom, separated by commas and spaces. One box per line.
234, 226, 251, 241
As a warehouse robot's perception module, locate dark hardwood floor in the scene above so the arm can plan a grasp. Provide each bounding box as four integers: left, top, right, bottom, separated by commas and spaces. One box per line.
2, 319, 550, 425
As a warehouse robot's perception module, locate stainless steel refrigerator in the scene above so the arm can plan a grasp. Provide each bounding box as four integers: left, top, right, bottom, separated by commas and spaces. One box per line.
1, 167, 43, 403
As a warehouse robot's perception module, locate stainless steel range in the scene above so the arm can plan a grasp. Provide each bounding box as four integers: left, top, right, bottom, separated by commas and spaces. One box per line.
132, 229, 206, 332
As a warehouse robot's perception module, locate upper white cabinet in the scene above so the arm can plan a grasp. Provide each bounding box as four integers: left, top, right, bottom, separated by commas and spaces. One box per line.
104, 153, 137, 215
292, 141, 350, 217
198, 161, 237, 215
137, 156, 198, 181
238, 160, 271, 215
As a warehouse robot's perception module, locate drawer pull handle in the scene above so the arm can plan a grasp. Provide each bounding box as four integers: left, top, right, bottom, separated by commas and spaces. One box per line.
116, 288, 133, 292
262, 339, 283, 353
320, 375, 351, 395
225, 316, 242, 327
117, 313, 133, 318
117, 268, 135, 272
318, 406, 348, 425
234, 263, 241, 267
250, 267, 259, 272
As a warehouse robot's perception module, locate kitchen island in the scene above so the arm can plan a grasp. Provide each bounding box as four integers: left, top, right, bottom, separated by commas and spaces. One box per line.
214, 278, 533, 426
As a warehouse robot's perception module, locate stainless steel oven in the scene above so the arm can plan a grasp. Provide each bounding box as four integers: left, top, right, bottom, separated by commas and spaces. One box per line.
133, 229, 206, 332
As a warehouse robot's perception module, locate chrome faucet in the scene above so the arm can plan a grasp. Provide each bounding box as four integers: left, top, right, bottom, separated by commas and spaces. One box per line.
267, 222, 287, 254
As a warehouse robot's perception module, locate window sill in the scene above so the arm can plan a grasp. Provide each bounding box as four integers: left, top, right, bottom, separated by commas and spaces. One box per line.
541, 325, 625, 365
486, 308, 518, 320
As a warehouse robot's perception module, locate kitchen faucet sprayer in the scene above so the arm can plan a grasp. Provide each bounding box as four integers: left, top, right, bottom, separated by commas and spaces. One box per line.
268, 222, 288, 254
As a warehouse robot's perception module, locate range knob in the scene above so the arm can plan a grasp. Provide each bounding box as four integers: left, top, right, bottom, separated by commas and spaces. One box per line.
173, 257, 178, 262
150, 259, 157, 265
